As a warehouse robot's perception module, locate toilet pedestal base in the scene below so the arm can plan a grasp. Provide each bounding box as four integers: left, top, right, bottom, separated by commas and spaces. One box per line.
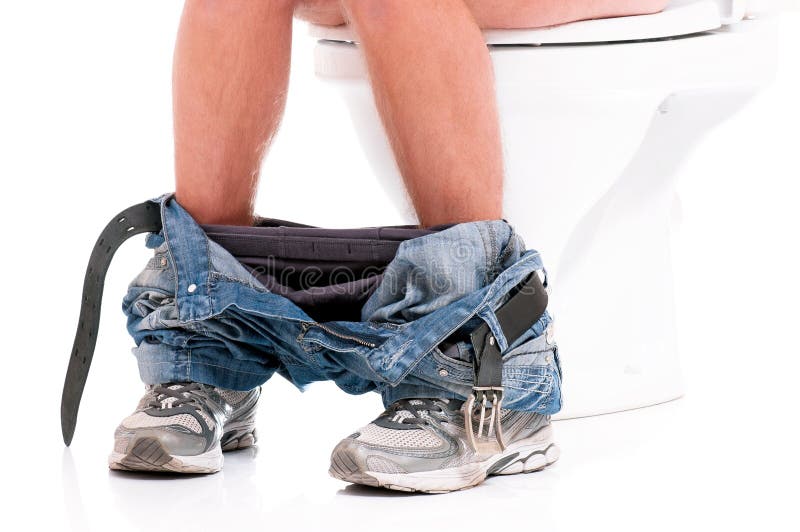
312, 19, 776, 417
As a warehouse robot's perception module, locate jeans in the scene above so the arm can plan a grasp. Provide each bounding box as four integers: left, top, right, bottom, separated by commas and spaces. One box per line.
122, 194, 563, 414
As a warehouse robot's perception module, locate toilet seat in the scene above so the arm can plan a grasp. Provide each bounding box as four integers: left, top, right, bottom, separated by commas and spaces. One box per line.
310, 0, 729, 46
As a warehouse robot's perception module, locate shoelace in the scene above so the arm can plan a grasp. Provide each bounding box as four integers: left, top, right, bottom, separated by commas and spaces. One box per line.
385, 398, 451, 425
148, 382, 209, 410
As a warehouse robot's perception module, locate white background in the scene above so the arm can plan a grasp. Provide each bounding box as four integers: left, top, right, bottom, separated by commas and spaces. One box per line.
1, 2, 799, 531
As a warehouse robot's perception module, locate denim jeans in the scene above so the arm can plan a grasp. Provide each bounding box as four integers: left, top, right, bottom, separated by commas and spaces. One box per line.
122, 194, 563, 414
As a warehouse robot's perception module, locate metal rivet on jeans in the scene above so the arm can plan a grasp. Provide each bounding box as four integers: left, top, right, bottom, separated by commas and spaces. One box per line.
160, 257, 167, 267
187, 283, 197, 294
438, 369, 449, 377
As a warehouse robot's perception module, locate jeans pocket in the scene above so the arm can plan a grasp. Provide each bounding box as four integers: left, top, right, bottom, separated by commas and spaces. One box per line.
501, 335, 562, 413
430, 346, 474, 384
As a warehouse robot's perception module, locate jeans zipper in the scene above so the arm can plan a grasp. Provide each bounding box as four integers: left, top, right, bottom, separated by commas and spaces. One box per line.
309, 323, 378, 348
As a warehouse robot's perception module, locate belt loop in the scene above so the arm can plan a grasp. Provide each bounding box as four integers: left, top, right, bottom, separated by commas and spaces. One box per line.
476, 307, 509, 352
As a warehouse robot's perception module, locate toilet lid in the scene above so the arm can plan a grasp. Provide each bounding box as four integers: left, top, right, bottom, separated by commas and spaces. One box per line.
310, 0, 723, 46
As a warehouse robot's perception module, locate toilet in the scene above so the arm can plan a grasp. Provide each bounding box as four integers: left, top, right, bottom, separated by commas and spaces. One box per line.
307, 0, 778, 418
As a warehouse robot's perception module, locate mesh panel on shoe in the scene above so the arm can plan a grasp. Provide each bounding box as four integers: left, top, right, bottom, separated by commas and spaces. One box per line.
366, 455, 408, 474
123, 411, 202, 434
197, 408, 215, 430
217, 389, 250, 406
136, 390, 155, 410
356, 423, 443, 448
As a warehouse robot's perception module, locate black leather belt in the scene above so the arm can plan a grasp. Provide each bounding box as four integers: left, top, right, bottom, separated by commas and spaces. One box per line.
60, 200, 548, 447
61, 201, 162, 445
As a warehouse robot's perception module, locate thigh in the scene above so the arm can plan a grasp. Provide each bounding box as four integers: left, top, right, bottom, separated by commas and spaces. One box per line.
294, 0, 668, 29
464, 0, 670, 29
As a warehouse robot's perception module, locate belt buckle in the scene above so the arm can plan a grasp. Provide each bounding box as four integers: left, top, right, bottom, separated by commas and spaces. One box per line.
464, 386, 506, 454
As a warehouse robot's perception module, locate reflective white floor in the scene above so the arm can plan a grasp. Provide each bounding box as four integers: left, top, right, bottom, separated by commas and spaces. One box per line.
1, 6, 799, 532
41, 393, 799, 531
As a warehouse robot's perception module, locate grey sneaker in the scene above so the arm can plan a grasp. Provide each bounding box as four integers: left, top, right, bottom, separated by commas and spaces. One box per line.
108, 382, 260, 474
329, 398, 559, 493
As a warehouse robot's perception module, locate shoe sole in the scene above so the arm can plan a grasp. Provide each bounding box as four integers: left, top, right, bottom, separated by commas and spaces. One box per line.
108, 427, 257, 474
221, 426, 258, 452
329, 424, 559, 494
109, 438, 223, 474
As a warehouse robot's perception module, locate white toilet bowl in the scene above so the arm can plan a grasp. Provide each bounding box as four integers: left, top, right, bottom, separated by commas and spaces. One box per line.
308, 0, 778, 418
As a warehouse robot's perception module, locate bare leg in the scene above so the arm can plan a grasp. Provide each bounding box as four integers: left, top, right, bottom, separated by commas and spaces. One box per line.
299, 0, 669, 28
339, 0, 502, 227
463, 0, 669, 28
172, 0, 669, 227
173, 0, 294, 226
301, 0, 669, 226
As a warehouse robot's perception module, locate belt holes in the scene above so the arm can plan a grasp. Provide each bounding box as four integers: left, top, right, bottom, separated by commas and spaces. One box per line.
126, 226, 135, 232
118, 217, 126, 223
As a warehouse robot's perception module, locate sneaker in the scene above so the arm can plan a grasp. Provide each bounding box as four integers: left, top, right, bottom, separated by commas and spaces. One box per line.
108, 382, 260, 474
329, 398, 559, 493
